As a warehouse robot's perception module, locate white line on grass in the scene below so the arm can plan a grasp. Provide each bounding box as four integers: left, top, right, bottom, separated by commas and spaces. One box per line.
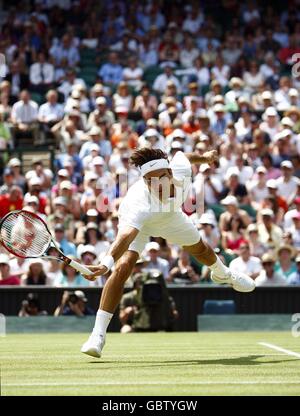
259, 342, 300, 358
3, 381, 300, 387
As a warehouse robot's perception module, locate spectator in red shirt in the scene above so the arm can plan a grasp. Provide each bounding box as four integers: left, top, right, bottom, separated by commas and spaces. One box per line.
0, 185, 23, 218
25, 176, 48, 215
0, 253, 20, 285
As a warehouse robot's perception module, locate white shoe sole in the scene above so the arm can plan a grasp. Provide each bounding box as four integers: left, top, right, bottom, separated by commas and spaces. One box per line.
211, 273, 256, 293
81, 346, 101, 358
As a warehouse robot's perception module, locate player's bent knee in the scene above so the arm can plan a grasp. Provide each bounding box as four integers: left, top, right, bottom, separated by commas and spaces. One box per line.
183, 239, 207, 255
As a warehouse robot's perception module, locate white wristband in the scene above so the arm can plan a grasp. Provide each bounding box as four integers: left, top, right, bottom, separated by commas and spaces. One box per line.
101, 255, 115, 273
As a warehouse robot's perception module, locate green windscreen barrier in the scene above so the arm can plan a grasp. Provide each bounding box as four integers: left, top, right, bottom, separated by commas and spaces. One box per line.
198, 314, 294, 331
4, 316, 95, 333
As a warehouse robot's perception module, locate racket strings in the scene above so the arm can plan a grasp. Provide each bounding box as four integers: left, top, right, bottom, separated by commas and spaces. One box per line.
0, 212, 51, 257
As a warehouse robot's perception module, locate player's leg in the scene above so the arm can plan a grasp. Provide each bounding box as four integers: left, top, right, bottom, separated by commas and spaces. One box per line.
161, 212, 255, 293
183, 238, 255, 292
81, 250, 138, 358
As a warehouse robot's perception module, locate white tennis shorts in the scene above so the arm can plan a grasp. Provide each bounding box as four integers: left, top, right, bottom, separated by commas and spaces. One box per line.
120, 211, 201, 255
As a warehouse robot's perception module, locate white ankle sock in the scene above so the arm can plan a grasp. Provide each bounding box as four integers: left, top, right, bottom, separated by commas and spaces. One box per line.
208, 256, 229, 278
91, 309, 113, 338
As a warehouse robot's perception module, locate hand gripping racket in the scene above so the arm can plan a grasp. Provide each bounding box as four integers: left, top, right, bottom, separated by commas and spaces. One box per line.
0, 209, 92, 276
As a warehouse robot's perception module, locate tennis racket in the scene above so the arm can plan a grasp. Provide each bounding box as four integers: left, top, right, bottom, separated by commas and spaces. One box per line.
0, 209, 92, 276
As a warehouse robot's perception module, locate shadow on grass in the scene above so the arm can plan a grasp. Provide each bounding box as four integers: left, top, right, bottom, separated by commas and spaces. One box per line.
88, 355, 299, 366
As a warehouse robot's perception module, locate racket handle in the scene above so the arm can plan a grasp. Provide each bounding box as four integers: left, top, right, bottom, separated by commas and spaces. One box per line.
69, 259, 93, 275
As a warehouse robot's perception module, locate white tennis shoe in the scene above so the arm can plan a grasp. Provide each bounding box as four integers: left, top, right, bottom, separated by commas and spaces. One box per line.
211, 269, 256, 293
81, 334, 105, 358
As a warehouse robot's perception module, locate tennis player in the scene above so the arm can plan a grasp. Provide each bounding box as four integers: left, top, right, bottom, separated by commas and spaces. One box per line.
81, 148, 255, 358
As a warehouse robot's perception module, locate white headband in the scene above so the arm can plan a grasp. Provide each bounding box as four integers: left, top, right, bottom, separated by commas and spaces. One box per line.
140, 159, 169, 176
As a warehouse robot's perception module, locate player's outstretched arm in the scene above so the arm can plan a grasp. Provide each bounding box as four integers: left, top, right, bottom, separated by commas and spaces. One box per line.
82, 226, 139, 281
184, 150, 218, 165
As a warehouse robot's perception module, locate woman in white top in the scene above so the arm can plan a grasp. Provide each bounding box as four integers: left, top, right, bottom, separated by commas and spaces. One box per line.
243, 61, 264, 92
113, 81, 133, 112
211, 55, 230, 87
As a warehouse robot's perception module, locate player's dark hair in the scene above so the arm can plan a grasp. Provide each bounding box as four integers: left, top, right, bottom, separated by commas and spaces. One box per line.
130, 148, 168, 168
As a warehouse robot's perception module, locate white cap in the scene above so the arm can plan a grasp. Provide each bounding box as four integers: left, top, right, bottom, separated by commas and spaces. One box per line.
264, 106, 278, 117
80, 245, 97, 257
199, 163, 211, 173
24, 195, 39, 204
71, 89, 81, 99
221, 195, 238, 206
289, 88, 299, 97
281, 117, 294, 128
85, 171, 98, 181
89, 126, 101, 136
213, 103, 225, 112
53, 196, 67, 206
145, 241, 160, 252
280, 160, 293, 169
144, 128, 159, 138
199, 213, 215, 226
92, 156, 105, 166
74, 290, 87, 302
256, 166, 267, 174
261, 208, 274, 216
88, 142, 99, 151
171, 141, 184, 150
0, 253, 10, 264
29, 176, 42, 186
281, 128, 292, 138
57, 169, 69, 178
266, 179, 278, 189
225, 167, 240, 180
86, 208, 98, 217
261, 90, 272, 100
95, 96, 107, 105
60, 180, 72, 190
8, 158, 21, 167
172, 129, 186, 139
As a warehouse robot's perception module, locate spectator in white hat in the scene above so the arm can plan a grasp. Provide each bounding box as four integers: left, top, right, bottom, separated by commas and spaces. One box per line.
220, 168, 249, 204
259, 106, 280, 138
79, 126, 112, 160
194, 163, 222, 205
87, 96, 115, 129
219, 195, 251, 232
229, 242, 262, 280
275, 160, 300, 203
255, 253, 286, 286
138, 128, 165, 151
197, 213, 219, 249
7, 157, 26, 191
257, 208, 283, 250
246, 224, 268, 258
143, 241, 170, 280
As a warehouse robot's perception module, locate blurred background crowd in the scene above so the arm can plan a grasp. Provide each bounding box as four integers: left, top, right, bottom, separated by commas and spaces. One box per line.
0, 0, 300, 288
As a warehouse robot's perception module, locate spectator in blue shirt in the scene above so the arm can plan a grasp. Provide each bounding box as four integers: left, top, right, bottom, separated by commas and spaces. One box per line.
53, 224, 77, 257
288, 256, 300, 285
98, 52, 123, 86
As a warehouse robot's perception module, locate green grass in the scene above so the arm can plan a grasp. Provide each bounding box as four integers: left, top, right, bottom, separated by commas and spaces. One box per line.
1, 332, 300, 396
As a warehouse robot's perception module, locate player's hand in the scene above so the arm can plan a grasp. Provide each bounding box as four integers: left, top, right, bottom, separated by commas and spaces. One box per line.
82, 265, 109, 281
203, 150, 218, 165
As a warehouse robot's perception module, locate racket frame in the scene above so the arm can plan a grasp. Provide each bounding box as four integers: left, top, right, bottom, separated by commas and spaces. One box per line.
0, 209, 92, 275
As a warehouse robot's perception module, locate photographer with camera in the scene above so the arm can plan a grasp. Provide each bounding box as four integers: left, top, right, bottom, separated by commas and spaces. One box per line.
18, 293, 48, 316
119, 268, 178, 333
54, 290, 95, 316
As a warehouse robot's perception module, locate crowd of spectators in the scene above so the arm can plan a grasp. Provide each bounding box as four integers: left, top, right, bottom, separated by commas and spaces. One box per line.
0, 0, 300, 287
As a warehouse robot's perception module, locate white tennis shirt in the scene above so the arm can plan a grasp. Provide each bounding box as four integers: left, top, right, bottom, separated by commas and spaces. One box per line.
118, 151, 192, 231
